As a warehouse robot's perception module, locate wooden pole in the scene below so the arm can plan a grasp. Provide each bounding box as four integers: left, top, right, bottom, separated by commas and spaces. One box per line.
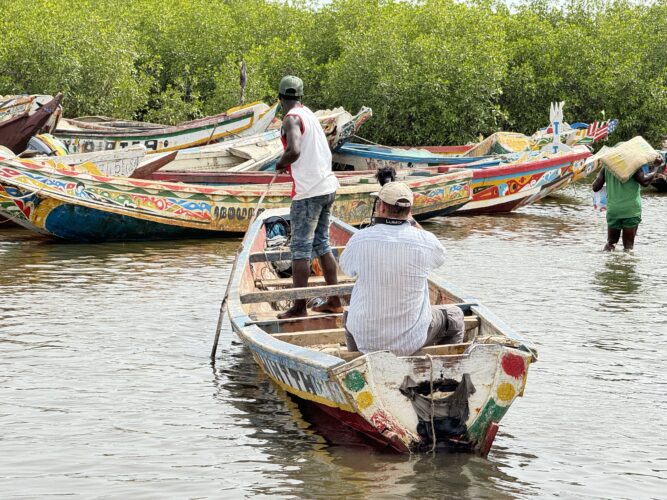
210, 172, 279, 361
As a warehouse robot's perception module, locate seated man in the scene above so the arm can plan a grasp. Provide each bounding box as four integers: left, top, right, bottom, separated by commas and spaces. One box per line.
339, 182, 464, 356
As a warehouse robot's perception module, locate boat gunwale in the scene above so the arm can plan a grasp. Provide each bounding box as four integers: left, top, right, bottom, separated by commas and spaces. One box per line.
54, 101, 272, 141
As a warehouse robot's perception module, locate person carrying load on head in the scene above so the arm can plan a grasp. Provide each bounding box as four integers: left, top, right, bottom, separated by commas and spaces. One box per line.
592, 153, 665, 252
339, 181, 465, 356
275, 76, 342, 319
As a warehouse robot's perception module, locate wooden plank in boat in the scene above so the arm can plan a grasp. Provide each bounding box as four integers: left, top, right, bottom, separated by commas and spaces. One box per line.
246, 310, 345, 326
240, 284, 354, 304
249, 246, 346, 263
274, 328, 345, 345
413, 343, 471, 356
271, 317, 479, 347
256, 275, 355, 288
316, 342, 473, 362
246, 303, 476, 327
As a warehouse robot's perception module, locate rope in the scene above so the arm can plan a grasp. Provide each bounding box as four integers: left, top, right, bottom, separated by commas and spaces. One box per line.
426, 353, 437, 453
352, 134, 380, 146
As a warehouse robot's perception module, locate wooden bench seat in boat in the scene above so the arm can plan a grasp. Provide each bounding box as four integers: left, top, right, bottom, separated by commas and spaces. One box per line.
245, 303, 476, 326
249, 246, 346, 263
255, 275, 355, 288
314, 342, 473, 361
240, 284, 354, 304
271, 316, 480, 347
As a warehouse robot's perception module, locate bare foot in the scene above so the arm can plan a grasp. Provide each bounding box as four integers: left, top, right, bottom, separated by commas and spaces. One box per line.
603, 243, 615, 252
277, 306, 307, 319
311, 300, 344, 314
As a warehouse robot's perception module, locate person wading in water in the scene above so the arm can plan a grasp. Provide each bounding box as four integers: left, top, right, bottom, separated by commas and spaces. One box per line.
592, 155, 665, 251
275, 76, 342, 319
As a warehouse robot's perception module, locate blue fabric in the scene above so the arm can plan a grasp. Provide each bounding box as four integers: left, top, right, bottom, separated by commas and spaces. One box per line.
289, 192, 336, 260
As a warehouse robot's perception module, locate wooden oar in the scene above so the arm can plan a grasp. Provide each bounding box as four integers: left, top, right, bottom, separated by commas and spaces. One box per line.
210, 172, 279, 361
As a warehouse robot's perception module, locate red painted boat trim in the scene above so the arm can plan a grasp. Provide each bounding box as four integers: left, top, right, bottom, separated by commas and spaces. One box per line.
438, 151, 590, 179
480, 422, 499, 457
306, 399, 410, 453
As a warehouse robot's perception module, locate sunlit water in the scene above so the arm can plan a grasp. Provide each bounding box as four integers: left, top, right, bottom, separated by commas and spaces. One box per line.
1, 183, 665, 499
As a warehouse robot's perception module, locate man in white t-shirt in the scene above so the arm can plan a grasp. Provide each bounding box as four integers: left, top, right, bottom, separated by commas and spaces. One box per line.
275, 75, 342, 319
339, 182, 465, 356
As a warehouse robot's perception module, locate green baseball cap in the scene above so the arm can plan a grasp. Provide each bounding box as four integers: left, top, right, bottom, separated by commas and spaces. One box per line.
279, 75, 304, 97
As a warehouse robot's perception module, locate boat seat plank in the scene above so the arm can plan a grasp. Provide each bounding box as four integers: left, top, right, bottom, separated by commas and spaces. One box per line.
315, 341, 473, 362
256, 275, 355, 288
249, 246, 346, 263
246, 310, 345, 326
272, 317, 479, 347
246, 303, 476, 327
240, 284, 354, 304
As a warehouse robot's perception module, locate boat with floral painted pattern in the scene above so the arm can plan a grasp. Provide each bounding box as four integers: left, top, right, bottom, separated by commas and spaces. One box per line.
332, 145, 593, 215
225, 208, 537, 454
0, 154, 471, 242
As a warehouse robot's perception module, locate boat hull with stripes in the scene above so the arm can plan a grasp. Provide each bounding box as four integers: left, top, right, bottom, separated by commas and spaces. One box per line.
0, 155, 472, 242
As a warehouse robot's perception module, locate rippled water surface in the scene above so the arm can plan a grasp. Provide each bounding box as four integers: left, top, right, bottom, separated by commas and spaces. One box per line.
1, 183, 665, 499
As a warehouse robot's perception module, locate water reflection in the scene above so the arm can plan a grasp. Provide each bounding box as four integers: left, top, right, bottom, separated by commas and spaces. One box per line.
593, 254, 642, 298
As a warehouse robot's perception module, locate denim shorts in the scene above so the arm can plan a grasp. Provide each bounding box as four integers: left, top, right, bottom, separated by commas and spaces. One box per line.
290, 192, 336, 260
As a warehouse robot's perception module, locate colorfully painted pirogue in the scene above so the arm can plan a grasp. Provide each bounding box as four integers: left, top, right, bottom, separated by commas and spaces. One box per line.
226, 208, 538, 454
0, 154, 472, 241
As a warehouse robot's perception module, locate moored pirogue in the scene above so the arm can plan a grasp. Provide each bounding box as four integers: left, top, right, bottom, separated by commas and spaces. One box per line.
226, 208, 538, 454
0, 154, 471, 241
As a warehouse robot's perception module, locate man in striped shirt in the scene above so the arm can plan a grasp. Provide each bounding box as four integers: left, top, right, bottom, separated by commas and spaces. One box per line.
339, 182, 464, 356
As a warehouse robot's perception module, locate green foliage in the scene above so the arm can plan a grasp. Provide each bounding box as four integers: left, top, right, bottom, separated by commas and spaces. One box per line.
0, 0, 664, 142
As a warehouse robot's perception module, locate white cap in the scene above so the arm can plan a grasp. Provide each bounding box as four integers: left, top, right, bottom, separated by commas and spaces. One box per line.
377, 181, 413, 207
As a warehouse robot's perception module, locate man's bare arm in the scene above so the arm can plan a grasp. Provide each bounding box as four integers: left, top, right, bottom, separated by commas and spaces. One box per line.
276, 116, 302, 173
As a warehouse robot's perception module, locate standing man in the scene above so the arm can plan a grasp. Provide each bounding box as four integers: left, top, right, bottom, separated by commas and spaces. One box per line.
339, 182, 465, 356
275, 75, 342, 319
592, 156, 665, 251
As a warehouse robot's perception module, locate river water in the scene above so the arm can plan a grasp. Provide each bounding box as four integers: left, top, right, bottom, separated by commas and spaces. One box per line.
1, 182, 665, 499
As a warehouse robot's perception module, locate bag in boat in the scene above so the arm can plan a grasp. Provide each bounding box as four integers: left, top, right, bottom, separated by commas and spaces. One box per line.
264, 216, 291, 277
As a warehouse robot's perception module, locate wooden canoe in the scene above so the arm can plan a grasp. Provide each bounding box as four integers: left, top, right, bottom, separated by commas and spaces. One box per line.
0, 154, 471, 242
226, 208, 537, 454
333, 145, 593, 215
316, 107, 372, 151
54, 101, 278, 154
146, 147, 593, 216
0, 94, 63, 154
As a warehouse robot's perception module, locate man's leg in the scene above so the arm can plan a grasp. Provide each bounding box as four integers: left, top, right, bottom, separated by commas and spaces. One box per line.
421, 306, 465, 350
311, 193, 343, 313
604, 227, 621, 251
622, 226, 638, 251
342, 311, 358, 352
277, 198, 318, 319
277, 259, 310, 319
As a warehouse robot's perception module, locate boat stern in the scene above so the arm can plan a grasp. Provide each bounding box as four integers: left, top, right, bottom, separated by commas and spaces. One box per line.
331, 344, 533, 455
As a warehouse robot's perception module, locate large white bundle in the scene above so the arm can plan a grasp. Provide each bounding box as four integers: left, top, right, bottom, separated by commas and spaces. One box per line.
591, 136, 660, 182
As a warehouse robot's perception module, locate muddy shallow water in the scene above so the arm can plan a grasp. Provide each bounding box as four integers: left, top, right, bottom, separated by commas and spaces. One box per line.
1, 183, 665, 498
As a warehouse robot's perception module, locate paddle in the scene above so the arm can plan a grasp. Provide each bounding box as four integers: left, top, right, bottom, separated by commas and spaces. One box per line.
210, 172, 279, 361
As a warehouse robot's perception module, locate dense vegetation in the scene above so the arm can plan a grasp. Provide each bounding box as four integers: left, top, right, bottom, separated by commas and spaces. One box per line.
1, 0, 665, 146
